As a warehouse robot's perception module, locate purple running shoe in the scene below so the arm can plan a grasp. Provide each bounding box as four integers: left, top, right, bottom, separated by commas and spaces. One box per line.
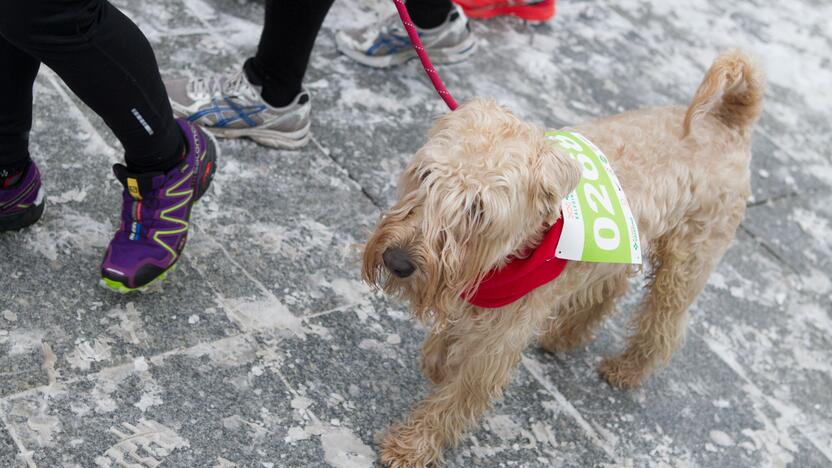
101, 119, 217, 293
0, 162, 45, 232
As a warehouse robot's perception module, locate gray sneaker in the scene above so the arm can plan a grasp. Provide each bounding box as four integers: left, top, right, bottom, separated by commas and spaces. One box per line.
335, 4, 476, 68
164, 70, 311, 149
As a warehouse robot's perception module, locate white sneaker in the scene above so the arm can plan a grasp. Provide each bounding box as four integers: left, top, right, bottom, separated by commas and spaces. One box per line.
164, 70, 311, 149
335, 4, 477, 69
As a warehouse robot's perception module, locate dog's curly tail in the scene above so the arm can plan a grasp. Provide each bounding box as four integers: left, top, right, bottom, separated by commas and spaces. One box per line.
683, 50, 764, 138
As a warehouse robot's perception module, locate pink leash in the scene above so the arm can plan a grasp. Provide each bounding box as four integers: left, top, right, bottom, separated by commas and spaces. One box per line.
392, 0, 459, 111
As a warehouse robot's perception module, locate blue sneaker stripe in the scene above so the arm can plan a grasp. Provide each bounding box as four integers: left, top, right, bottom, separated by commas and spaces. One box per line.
366, 36, 389, 56
189, 105, 226, 124
366, 32, 416, 56
224, 98, 266, 128
187, 100, 267, 129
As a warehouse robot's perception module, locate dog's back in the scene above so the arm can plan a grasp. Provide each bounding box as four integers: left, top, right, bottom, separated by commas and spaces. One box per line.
573, 50, 763, 242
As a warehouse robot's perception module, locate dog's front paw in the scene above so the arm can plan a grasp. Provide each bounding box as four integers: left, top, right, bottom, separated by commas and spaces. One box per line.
380, 423, 443, 468
598, 355, 647, 389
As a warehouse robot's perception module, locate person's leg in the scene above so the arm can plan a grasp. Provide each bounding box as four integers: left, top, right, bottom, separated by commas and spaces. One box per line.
0, 0, 217, 290
165, 0, 331, 149
245, 0, 336, 107
406, 0, 453, 29
335, 1, 476, 68
244, 0, 451, 103
0, 37, 39, 182
0, 0, 182, 173
0, 35, 46, 232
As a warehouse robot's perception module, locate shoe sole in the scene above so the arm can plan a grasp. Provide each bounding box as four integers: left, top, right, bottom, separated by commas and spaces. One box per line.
337, 34, 478, 69
170, 102, 311, 150
208, 122, 311, 150
461, 2, 555, 21
100, 127, 218, 294
0, 189, 46, 233
100, 263, 178, 294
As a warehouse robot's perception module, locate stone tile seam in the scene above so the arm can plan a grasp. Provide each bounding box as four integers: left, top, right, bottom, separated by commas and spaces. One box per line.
738, 224, 801, 276
311, 137, 384, 210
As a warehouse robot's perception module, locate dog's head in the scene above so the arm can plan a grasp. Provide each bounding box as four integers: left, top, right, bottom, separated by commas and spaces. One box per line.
362, 99, 582, 322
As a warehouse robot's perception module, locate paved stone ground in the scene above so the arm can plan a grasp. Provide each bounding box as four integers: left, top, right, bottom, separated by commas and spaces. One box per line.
2, 0, 831, 466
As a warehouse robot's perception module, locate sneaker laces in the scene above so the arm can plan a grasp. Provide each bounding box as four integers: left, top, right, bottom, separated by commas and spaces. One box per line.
187, 71, 258, 101
376, 13, 409, 40
122, 190, 155, 237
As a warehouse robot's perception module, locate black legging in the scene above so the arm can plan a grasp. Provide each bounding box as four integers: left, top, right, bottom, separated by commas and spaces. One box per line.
0, 0, 453, 173
246, 0, 453, 107
0, 0, 181, 174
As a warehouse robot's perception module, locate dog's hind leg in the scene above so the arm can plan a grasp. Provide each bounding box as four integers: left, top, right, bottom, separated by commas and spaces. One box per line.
598, 213, 739, 389
539, 272, 629, 353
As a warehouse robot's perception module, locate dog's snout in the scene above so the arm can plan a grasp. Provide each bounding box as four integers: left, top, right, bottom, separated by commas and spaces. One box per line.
383, 248, 416, 278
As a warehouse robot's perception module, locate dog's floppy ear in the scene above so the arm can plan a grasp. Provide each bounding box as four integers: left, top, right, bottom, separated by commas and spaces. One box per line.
533, 142, 582, 224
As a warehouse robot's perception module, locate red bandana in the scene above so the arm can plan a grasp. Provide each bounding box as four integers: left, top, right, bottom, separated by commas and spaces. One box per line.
463, 218, 569, 308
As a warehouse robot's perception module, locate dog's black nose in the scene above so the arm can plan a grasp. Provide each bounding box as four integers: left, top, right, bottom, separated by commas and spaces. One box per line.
383, 248, 416, 278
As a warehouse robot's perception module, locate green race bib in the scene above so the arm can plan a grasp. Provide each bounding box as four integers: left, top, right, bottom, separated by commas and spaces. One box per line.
546, 130, 641, 264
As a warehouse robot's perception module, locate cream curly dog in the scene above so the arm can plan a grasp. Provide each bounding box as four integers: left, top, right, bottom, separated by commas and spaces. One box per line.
363, 51, 763, 467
